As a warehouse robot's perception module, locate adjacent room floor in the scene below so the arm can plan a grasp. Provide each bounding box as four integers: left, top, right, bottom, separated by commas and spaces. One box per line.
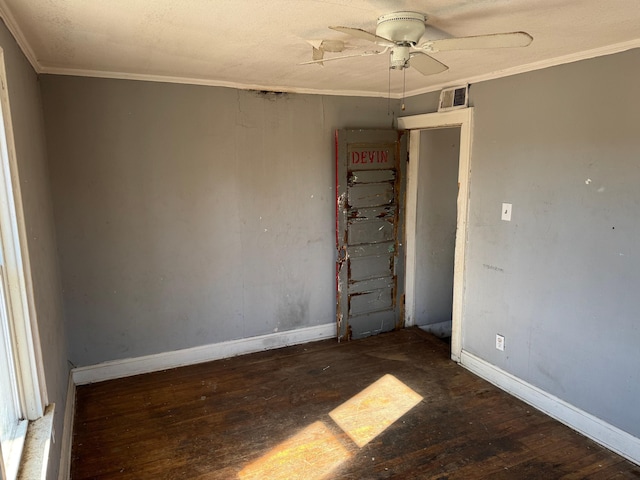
72, 328, 640, 479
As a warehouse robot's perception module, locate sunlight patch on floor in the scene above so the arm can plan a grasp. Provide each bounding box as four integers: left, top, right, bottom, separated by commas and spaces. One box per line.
238, 374, 423, 478
237, 421, 350, 480
329, 373, 423, 447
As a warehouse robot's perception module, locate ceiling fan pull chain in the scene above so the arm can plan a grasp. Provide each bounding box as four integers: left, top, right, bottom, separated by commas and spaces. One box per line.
388, 51, 392, 115
401, 67, 406, 111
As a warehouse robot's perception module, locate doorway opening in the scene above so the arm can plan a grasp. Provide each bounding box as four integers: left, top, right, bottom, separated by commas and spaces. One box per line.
413, 127, 460, 342
398, 109, 473, 362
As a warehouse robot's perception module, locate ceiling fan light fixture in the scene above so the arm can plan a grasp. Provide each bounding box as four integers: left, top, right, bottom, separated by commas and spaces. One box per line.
390, 46, 410, 69
376, 11, 427, 45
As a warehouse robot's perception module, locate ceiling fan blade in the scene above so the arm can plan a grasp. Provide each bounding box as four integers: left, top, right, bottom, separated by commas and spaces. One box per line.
312, 47, 324, 64
421, 31, 533, 53
320, 39, 346, 53
409, 52, 449, 76
299, 48, 388, 66
329, 26, 395, 46
307, 39, 346, 52
306, 39, 324, 50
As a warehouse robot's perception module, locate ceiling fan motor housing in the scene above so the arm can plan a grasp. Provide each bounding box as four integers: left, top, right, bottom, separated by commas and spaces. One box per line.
376, 11, 427, 45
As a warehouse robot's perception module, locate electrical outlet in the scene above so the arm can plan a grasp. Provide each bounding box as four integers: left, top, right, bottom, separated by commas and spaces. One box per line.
501, 203, 512, 221
496, 334, 505, 351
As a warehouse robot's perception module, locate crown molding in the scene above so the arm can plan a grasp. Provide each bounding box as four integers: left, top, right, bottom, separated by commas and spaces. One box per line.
406, 38, 640, 98
38, 65, 394, 99
0, 0, 40, 72
0, 2, 638, 100
39, 37, 640, 99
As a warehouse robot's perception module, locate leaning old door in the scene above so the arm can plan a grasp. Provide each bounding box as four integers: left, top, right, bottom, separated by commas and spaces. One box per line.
336, 129, 407, 341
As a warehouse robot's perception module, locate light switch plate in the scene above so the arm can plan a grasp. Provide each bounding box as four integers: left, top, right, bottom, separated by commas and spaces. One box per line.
501, 203, 512, 221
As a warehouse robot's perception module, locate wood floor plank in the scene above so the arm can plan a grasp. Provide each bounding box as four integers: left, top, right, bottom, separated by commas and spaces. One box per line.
72, 328, 640, 479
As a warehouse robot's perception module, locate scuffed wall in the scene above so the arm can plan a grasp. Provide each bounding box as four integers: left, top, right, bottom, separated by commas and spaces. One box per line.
40, 76, 399, 366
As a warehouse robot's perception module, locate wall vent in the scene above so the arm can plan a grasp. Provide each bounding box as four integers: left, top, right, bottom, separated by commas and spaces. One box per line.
438, 85, 469, 111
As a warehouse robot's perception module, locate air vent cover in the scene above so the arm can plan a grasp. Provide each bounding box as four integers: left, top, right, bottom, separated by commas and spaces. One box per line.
438, 85, 469, 111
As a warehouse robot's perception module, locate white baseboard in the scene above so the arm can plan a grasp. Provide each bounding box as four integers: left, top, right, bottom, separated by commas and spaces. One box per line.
57, 373, 75, 480
72, 323, 336, 385
460, 350, 640, 466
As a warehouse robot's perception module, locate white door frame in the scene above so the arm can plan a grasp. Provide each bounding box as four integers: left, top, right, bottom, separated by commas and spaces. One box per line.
398, 108, 473, 362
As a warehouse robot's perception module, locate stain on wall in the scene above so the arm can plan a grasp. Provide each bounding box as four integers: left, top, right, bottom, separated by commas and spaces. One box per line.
40, 76, 399, 366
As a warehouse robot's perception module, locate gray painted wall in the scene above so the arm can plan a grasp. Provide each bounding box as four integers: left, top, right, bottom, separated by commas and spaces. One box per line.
414, 128, 459, 334
413, 49, 640, 438
38, 44, 640, 443
0, 20, 69, 480
40, 75, 400, 367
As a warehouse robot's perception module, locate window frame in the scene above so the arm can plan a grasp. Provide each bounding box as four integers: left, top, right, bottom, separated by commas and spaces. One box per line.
0, 46, 47, 479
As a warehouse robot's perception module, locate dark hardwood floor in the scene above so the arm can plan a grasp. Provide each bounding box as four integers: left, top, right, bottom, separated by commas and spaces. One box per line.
72, 328, 640, 479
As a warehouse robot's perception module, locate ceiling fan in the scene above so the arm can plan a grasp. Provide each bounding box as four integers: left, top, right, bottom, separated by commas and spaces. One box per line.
302, 11, 533, 75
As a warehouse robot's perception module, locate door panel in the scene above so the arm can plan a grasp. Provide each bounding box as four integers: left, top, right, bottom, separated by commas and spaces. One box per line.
351, 170, 395, 183
348, 219, 394, 245
350, 254, 393, 281
350, 288, 393, 315
336, 129, 407, 341
347, 183, 394, 208
347, 310, 397, 339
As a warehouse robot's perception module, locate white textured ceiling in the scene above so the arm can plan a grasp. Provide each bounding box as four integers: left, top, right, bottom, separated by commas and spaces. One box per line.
1, 0, 639, 97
